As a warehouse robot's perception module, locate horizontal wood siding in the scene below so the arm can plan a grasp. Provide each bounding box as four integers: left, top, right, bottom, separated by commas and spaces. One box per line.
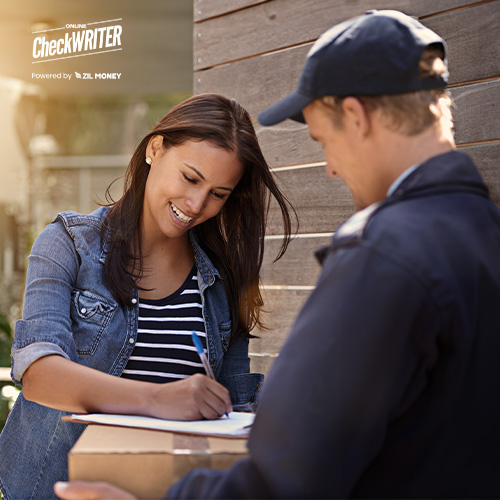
194, 0, 488, 70
250, 287, 312, 373
267, 168, 353, 234
193, 0, 500, 375
194, 2, 500, 104
452, 81, 500, 143
194, 0, 269, 22
461, 142, 500, 205
250, 81, 500, 168
261, 236, 330, 286
423, 1, 500, 84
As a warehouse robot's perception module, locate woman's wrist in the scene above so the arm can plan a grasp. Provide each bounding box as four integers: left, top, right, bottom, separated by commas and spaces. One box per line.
134, 379, 171, 418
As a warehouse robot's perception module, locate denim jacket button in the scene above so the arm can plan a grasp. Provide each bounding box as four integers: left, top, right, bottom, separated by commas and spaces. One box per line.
129, 338, 135, 344
80, 308, 87, 314
131, 298, 137, 305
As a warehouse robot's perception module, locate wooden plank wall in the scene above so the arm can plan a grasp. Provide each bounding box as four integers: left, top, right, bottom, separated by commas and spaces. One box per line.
193, 0, 500, 375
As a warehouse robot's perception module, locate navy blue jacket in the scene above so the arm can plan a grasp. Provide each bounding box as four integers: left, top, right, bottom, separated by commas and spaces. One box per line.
167, 150, 500, 499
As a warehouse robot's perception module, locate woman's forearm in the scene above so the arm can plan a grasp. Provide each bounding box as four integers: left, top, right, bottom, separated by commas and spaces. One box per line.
21, 354, 232, 420
22, 355, 153, 415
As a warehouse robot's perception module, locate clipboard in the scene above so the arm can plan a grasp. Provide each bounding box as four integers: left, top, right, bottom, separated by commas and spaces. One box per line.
62, 411, 255, 439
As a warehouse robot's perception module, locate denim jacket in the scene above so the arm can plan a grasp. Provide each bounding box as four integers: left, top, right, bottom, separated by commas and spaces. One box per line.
0, 207, 263, 500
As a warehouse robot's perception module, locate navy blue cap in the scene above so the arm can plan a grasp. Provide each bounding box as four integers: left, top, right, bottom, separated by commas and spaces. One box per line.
258, 10, 448, 126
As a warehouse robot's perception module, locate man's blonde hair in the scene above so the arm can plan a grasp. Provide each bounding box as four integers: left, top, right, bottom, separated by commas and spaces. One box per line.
320, 46, 453, 136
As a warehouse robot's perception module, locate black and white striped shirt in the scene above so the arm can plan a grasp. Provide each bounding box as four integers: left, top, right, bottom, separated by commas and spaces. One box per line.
121, 266, 207, 384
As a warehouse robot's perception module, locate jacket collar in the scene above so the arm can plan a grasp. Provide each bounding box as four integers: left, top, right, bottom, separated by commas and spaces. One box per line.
95, 208, 220, 285
316, 150, 489, 264
189, 229, 220, 286
388, 150, 488, 201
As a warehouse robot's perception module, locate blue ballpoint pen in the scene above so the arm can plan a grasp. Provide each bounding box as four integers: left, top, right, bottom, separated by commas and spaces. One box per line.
191, 330, 229, 417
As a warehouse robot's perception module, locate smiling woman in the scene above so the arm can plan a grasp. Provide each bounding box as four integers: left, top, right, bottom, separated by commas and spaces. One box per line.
0, 93, 295, 500
102, 93, 294, 334
141, 139, 242, 253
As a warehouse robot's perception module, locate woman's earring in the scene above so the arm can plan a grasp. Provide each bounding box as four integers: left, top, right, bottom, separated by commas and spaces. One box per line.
145, 156, 152, 165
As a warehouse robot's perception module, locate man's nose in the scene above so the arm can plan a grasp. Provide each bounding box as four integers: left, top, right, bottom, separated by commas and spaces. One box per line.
326, 163, 338, 179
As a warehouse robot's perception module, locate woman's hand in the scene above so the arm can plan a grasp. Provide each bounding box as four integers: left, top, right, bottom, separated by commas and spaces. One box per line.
147, 373, 233, 420
54, 481, 138, 500
22, 356, 231, 420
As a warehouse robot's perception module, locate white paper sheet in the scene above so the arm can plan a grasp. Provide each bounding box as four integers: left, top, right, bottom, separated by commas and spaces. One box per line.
69, 411, 255, 437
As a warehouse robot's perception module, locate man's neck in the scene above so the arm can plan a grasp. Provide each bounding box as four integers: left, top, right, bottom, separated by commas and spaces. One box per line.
379, 124, 455, 192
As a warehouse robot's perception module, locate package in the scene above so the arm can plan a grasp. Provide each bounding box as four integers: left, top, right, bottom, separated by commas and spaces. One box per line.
68, 424, 248, 499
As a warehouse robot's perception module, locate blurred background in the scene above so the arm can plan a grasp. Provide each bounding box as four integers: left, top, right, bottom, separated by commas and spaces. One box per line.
0, 0, 194, 425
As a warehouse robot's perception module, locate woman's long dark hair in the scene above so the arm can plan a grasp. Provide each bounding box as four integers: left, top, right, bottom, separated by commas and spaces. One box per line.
102, 93, 295, 341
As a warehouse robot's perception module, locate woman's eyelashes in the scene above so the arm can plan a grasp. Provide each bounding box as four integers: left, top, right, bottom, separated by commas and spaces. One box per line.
182, 173, 226, 200
183, 173, 197, 184
211, 190, 225, 200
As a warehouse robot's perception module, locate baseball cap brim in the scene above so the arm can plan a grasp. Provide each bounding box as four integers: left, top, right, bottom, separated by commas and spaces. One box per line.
258, 90, 312, 126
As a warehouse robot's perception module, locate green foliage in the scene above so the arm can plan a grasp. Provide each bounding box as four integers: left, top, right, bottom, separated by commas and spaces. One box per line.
0, 383, 18, 433
0, 312, 14, 433
0, 312, 12, 367
41, 91, 192, 156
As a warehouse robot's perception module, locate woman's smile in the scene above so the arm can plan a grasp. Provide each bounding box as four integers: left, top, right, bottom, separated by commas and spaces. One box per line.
142, 138, 244, 242
170, 202, 194, 225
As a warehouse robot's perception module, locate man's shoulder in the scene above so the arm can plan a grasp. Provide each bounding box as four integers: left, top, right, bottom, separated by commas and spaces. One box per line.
316, 202, 384, 264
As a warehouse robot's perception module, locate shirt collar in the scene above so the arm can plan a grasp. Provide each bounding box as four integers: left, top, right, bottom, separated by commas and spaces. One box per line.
387, 163, 421, 197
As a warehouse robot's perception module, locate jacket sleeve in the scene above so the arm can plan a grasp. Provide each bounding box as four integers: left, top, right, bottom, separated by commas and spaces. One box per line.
166, 243, 440, 498
218, 336, 264, 412
11, 220, 80, 384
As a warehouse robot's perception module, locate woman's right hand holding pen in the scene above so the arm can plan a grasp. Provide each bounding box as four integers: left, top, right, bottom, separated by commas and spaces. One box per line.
22, 355, 232, 421
147, 373, 232, 420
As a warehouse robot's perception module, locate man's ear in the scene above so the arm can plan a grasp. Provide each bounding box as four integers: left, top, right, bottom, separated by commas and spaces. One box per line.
145, 135, 164, 161
341, 97, 371, 138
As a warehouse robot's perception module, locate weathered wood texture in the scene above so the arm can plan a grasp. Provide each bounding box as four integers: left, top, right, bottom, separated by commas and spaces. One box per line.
194, 0, 269, 22
464, 143, 500, 205
193, 0, 482, 23
251, 81, 500, 170
250, 287, 312, 373
194, 0, 496, 70
194, 6, 500, 115
194, 0, 500, 374
262, 235, 330, 286
266, 165, 352, 234
265, 141, 500, 235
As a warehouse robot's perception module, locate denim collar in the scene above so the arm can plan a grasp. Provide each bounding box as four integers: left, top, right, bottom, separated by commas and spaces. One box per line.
189, 229, 220, 286
89, 207, 219, 286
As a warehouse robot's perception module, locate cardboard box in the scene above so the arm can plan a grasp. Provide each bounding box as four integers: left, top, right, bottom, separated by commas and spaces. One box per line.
68, 424, 248, 499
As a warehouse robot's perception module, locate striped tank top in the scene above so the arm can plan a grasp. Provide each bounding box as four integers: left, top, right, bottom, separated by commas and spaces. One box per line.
121, 265, 207, 383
